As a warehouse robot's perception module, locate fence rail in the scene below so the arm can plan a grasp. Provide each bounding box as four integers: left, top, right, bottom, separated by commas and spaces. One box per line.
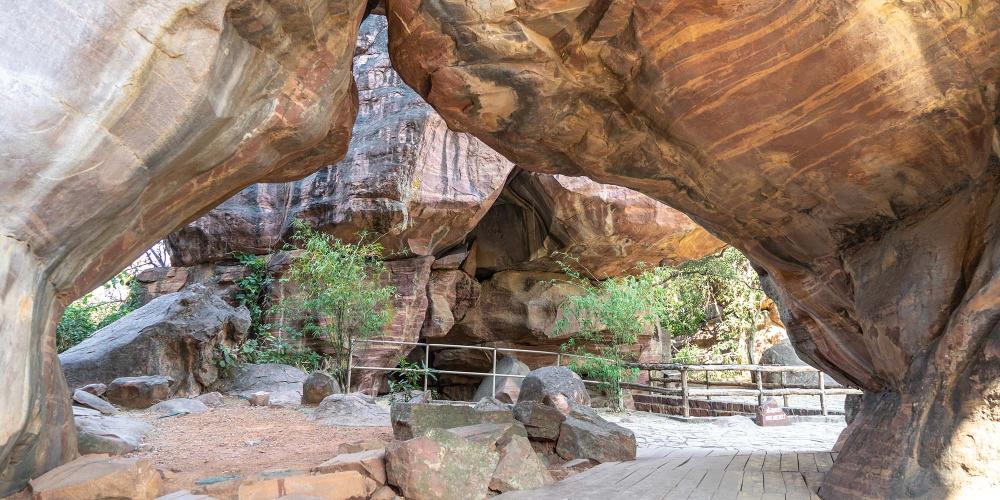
347, 340, 861, 416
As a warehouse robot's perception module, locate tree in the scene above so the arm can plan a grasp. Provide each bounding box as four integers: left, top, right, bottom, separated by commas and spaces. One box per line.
274, 220, 396, 388
552, 256, 670, 411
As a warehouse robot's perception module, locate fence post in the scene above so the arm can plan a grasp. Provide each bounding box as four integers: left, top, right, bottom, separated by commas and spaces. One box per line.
780, 371, 788, 408
556, 353, 562, 367
491, 348, 498, 398
423, 344, 430, 392
346, 342, 353, 393
705, 370, 711, 401
819, 370, 827, 416
681, 367, 690, 418
756, 368, 764, 407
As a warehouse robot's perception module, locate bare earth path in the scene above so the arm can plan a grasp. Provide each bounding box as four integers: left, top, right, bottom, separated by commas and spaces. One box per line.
127, 400, 391, 493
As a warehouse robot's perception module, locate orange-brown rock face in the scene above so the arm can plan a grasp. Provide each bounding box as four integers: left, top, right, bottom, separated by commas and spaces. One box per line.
0, 0, 366, 494
386, 0, 1000, 496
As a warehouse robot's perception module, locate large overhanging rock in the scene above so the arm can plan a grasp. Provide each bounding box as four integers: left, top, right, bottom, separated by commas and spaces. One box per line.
386, 0, 1000, 496
165, 15, 515, 265
0, 0, 367, 495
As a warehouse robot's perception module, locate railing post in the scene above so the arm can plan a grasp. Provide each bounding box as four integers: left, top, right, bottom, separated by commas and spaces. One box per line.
756, 368, 764, 407
491, 348, 498, 398
556, 353, 562, 367
819, 370, 827, 416
780, 371, 788, 408
705, 370, 711, 401
423, 344, 430, 392
681, 367, 690, 418
346, 342, 353, 393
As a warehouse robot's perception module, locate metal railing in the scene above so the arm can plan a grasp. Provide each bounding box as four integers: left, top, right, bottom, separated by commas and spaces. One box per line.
346, 339, 606, 398
624, 362, 863, 417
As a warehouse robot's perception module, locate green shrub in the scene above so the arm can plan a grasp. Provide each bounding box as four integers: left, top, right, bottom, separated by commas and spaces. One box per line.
56, 271, 141, 352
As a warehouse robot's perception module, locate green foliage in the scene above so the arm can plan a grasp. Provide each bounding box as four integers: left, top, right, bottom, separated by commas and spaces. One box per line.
234, 253, 273, 337
387, 359, 436, 399
56, 270, 141, 353
274, 220, 396, 388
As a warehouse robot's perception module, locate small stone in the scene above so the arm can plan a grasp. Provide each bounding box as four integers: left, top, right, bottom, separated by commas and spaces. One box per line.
302, 372, 340, 405
79, 383, 108, 397
489, 435, 553, 493
152, 398, 209, 416
194, 392, 225, 408
555, 404, 636, 463
248, 392, 270, 407
72, 389, 118, 416
29, 455, 162, 500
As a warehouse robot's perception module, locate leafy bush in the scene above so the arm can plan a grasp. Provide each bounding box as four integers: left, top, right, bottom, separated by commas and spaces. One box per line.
234, 253, 273, 337
387, 359, 436, 400
273, 220, 396, 388
56, 271, 141, 352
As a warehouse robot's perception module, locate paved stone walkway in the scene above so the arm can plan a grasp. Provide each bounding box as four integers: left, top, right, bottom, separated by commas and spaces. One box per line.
602, 411, 845, 452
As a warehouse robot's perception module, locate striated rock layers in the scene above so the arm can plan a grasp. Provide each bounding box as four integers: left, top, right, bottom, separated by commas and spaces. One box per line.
148, 15, 721, 395
0, 0, 368, 495
386, 0, 1000, 497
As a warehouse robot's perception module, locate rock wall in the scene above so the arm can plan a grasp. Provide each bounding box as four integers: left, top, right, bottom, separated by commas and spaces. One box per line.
385, 0, 1000, 496
0, 0, 367, 494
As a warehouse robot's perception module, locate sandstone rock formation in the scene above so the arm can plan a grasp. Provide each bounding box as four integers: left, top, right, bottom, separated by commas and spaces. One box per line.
386, 0, 1000, 495
165, 16, 515, 265
60, 285, 250, 396
0, 0, 367, 493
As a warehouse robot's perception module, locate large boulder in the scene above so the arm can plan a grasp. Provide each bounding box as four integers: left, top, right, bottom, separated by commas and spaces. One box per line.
384, 428, 499, 500
60, 285, 250, 395
555, 405, 636, 464
72, 390, 117, 416
302, 372, 341, 405
313, 394, 390, 427
759, 339, 840, 387
151, 398, 209, 416
390, 402, 517, 441
473, 356, 530, 404
489, 434, 553, 493
218, 363, 305, 402
105, 375, 175, 409
513, 401, 566, 442
517, 367, 591, 415
236, 469, 378, 500
314, 449, 388, 485
28, 455, 162, 500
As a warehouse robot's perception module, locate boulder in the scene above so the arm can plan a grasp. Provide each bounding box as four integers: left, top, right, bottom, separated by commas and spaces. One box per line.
473, 398, 512, 412
489, 435, 553, 493
75, 413, 152, 456
555, 405, 636, 464
105, 375, 175, 409
337, 439, 386, 455
384, 429, 499, 500
219, 363, 305, 399
513, 401, 566, 441
845, 394, 863, 425
423, 270, 481, 339
236, 470, 377, 500
151, 398, 209, 416
446, 422, 527, 450
194, 392, 225, 408
248, 392, 270, 407
314, 449, 387, 484
60, 285, 250, 395
390, 403, 516, 441
302, 372, 340, 405
518, 367, 591, 415
759, 340, 839, 387
473, 356, 530, 404
28, 455, 162, 500
370, 485, 403, 500
79, 384, 107, 397
72, 390, 117, 416
313, 394, 390, 427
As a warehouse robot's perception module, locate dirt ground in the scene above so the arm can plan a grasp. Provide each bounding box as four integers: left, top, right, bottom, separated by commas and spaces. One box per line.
129, 399, 392, 493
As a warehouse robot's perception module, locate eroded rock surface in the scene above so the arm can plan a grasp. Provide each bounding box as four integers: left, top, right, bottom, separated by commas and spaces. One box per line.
386, 0, 1000, 495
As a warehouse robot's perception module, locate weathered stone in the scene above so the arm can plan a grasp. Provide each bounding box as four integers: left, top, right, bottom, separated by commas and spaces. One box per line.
370, 485, 402, 500
518, 367, 591, 415
61, 286, 249, 397
313, 394, 390, 427
555, 405, 636, 463
313, 449, 387, 485
337, 439, 386, 456
105, 376, 175, 409
759, 340, 839, 387
248, 392, 270, 407
446, 423, 527, 450
513, 401, 566, 441
489, 435, 553, 493
237, 470, 376, 500
473, 398, 512, 413
267, 390, 304, 409
28, 455, 162, 500
302, 372, 340, 405
845, 394, 863, 425
151, 398, 209, 416
423, 270, 481, 339
384, 429, 498, 500
156, 491, 214, 500
473, 356, 530, 404
72, 390, 117, 416
219, 363, 305, 400
194, 392, 225, 408
390, 402, 516, 441
79, 384, 107, 397
75, 414, 153, 456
